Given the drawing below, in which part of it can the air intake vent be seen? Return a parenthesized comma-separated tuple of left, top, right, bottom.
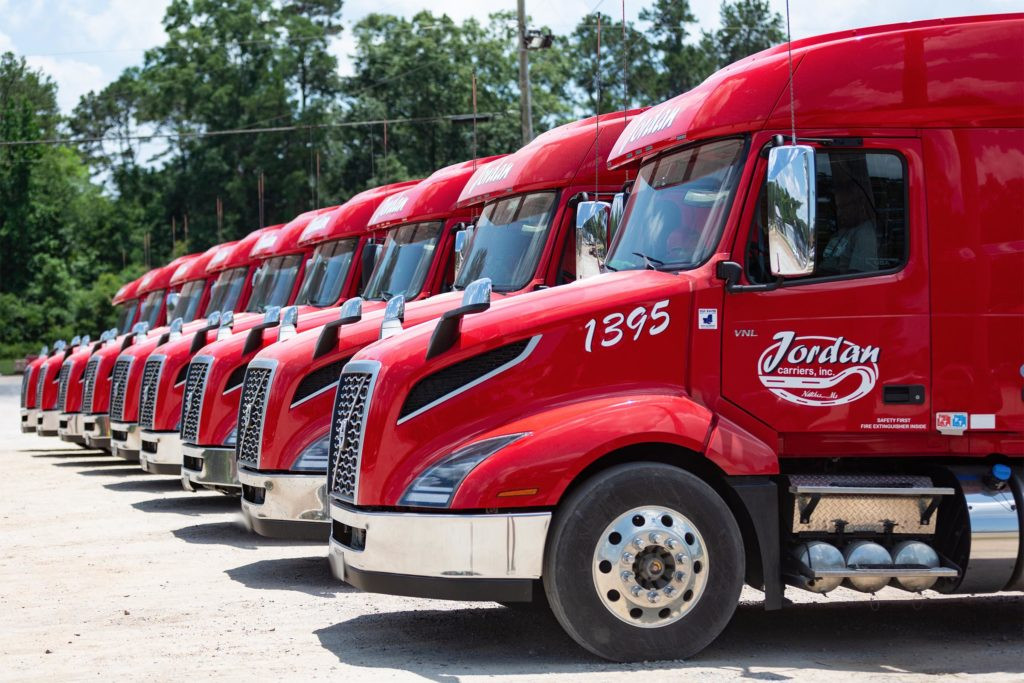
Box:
(81, 357, 100, 413)
(138, 357, 164, 429)
(399, 339, 531, 419)
(235, 364, 274, 467)
(328, 369, 375, 501)
(56, 362, 72, 412)
(109, 358, 132, 421)
(292, 358, 350, 407)
(224, 364, 247, 393)
(179, 359, 211, 444)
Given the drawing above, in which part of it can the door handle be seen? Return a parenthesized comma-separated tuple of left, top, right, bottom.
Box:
(883, 384, 926, 405)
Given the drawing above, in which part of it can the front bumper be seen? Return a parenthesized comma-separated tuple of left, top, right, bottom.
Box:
(110, 421, 141, 461)
(58, 412, 86, 444)
(38, 410, 60, 437)
(239, 467, 329, 540)
(82, 414, 110, 450)
(181, 443, 239, 493)
(328, 499, 551, 602)
(139, 430, 183, 475)
(20, 408, 38, 433)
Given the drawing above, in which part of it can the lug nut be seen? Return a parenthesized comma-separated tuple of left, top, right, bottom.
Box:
(666, 538, 678, 549)
(648, 532, 663, 544)
(664, 586, 676, 597)
(675, 553, 687, 563)
(633, 537, 645, 550)
(621, 552, 634, 564)
(631, 585, 643, 597)
(647, 591, 659, 603)
(674, 571, 686, 582)
(620, 571, 632, 583)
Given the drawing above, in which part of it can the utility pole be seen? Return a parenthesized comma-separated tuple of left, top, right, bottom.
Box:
(517, 0, 533, 145)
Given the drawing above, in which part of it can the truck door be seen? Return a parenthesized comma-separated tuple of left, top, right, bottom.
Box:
(721, 138, 932, 451)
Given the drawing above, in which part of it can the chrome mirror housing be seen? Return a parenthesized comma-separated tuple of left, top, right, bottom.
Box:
(609, 192, 626, 240)
(40, 345, 49, 356)
(70, 335, 81, 347)
(453, 224, 475, 277)
(575, 200, 611, 280)
(767, 145, 817, 277)
(461, 277, 491, 308)
(168, 317, 184, 340)
(262, 305, 282, 325)
(206, 311, 222, 327)
(131, 322, 149, 338)
(380, 295, 406, 340)
(216, 311, 234, 341)
(339, 297, 363, 324)
(277, 305, 299, 342)
(165, 292, 180, 314)
(80, 335, 90, 346)
(53, 340, 67, 352)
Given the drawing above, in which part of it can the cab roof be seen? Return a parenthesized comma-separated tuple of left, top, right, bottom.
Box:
(138, 254, 194, 295)
(171, 246, 220, 286)
(458, 113, 643, 208)
(249, 212, 316, 259)
(372, 156, 506, 228)
(300, 180, 422, 246)
(609, 13, 1024, 169)
(112, 274, 145, 305)
(208, 225, 281, 272)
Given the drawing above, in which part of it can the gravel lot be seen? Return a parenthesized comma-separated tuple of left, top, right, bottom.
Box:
(1, 376, 1021, 681)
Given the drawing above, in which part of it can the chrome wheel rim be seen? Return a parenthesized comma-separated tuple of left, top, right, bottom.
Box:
(592, 505, 709, 628)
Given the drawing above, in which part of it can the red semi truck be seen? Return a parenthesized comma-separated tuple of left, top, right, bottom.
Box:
(136, 187, 414, 476)
(80, 234, 266, 452)
(237, 115, 636, 539)
(325, 15, 1024, 662)
(175, 178, 443, 491)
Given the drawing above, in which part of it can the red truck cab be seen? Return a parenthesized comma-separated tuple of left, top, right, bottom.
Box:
(176, 184, 418, 491)
(238, 116, 637, 539)
(326, 15, 1024, 662)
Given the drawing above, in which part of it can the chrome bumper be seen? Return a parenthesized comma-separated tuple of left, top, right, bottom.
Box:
(181, 443, 239, 492)
(82, 414, 110, 449)
(58, 412, 86, 444)
(38, 410, 60, 437)
(239, 467, 329, 540)
(139, 430, 183, 475)
(20, 408, 38, 433)
(328, 500, 550, 601)
(110, 421, 141, 461)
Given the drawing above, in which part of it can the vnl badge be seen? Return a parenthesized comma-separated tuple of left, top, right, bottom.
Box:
(936, 411, 968, 436)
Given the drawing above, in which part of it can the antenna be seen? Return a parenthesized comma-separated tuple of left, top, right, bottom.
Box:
(621, 0, 628, 119)
(594, 12, 601, 197)
(785, 0, 797, 145)
(471, 69, 478, 169)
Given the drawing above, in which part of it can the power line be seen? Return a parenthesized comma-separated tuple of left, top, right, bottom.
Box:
(0, 111, 510, 148)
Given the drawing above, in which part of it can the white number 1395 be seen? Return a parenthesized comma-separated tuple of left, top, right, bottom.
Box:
(583, 300, 670, 352)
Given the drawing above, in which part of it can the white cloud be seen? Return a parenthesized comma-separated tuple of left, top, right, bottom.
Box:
(63, 0, 167, 50)
(25, 55, 106, 113)
(0, 28, 15, 53)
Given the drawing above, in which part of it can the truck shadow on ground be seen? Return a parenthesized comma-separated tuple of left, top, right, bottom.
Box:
(315, 595, 1023, 680)
(225, 556, 354, 597)
(133, 494, 239, 515)
(76, 465, 149, 477)
(171, 519, 316, 550)
(104, 477, 187, 493)
(28, 449, 105, 458)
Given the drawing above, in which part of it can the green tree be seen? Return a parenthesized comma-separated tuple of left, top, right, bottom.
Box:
(703, 0, 785, 70)
(569, 13, 659, 114)
(640, 0, 711, 101)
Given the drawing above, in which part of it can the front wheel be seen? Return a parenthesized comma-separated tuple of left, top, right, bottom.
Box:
(543, 462, 744, 662)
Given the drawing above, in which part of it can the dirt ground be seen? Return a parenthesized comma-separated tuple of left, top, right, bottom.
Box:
(1, 376, 1021, 681)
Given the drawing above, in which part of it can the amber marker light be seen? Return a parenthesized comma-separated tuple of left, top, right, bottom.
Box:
(496, 488, 539, 498)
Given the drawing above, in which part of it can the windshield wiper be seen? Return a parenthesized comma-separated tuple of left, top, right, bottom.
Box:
(632, 251, 665, 270)
(604, 264, 619, 272)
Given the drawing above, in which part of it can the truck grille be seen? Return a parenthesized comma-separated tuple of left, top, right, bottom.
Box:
(21, 367, 32, 408)
(109, 358, 132, 422)
(138, 357, 164, 429)
(179, 359, 211, 444)
(81, 357, 100, 412)
(56, 362, 72, 412)
(36, 365, 47, 409)
(328, 370, 375, 501)
(235, 365, 274, 467)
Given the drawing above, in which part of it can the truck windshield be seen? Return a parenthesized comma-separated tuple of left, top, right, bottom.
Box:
(116, 301, 138, 334)
(454, 192, 556, 292)
(295, 238, 358, 307)
(138, 289, 166, 328)
(174, 279, 206, 323)
(246, 254, 302, 313)
(606, 138, 745, 272)
(363, 221, 442, 301)
(204, 267, 248, 315)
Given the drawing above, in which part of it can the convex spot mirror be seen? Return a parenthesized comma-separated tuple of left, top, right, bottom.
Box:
(278, 305, 299, 342)
(575, 200, 610, 280)
(453, 223, 475, 280)
(766, 145, 817, 278)
(165, 292, 180, 314)
(380, 295, 405, 340)
(361, 242, 385, 290)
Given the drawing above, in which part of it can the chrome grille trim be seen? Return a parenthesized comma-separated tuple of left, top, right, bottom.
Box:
(235, 359, 277, 468)
(21, 366, 33, 408)
(327, 360, 379, 503)
(81, 357, 100, 412)
(109, 356, 133, 422)
(35, 364, 47, 409)
(138, 355, 165, 429)
(56, 361, 72, 412)
(179, 356, 212, 445)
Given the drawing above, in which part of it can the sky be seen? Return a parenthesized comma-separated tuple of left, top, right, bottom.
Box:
(0, 0, 1017, 114)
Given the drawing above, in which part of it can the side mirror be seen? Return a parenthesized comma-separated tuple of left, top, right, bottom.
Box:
(575, 200, 611, 280)
(453, 224, 474, 277)
(766, 145, 817, 278)
(361, 242, 384, 290)
(609, 192, 626, 240)
(131, 322, 149, 337)
(165, 292, 180, 314)
(81, 335, 90, 346)
(379, 295, 405, 340)
(54, 340, 67, 352)
(40, 345, 49, 356)
(313, 297, 363, 360)
(425, 278, 492, 359)
(70, 335, 82, 347)
(206, 311, 222, 327)
(216, 311, 234, 341)
(277, 306, 299, 342)
(168, 317, 184, 339)
(262, 305, 281, 325)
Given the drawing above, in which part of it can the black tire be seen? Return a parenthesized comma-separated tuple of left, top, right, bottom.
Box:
(543, 462, 744, 662)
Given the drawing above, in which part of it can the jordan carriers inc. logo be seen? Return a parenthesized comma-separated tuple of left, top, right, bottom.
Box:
(757, 331, 880, 407)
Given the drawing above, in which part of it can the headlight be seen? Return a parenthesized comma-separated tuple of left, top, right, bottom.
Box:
(224, 425, 237, 446)
(399, 433, 528, 508)
(292, 434, 329, 472)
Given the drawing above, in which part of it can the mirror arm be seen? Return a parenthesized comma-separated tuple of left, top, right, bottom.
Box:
(716, 260, 782, 293)
(425, 302, 489, 360)
(243, 319, 281, 355)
